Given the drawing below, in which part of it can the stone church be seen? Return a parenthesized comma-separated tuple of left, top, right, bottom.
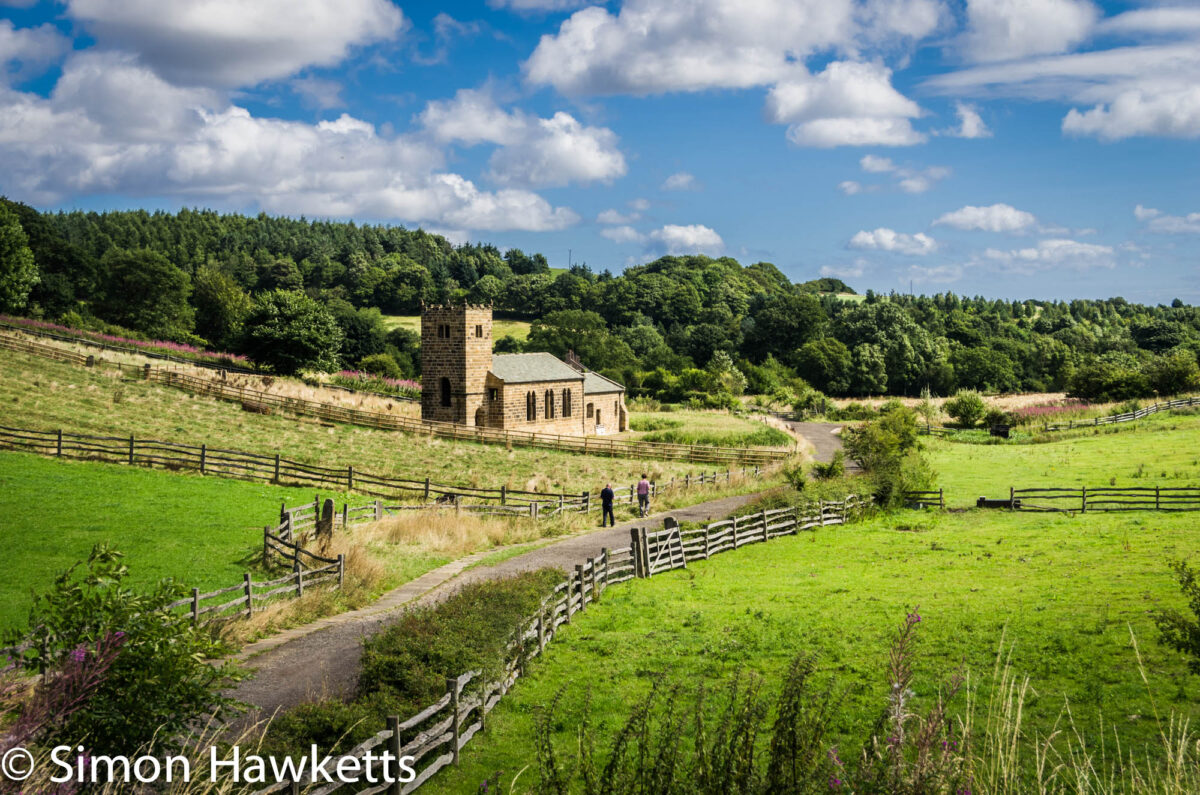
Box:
(420, 305, 627, 435)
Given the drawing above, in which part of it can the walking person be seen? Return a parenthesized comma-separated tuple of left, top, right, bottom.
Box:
(600, 482, 616, 527)
(637, 473, 651, 518)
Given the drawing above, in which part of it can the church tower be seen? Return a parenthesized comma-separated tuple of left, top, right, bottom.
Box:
(420, 305, 493, 425)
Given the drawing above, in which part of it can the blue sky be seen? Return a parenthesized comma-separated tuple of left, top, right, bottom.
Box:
(1, 0, 1198, 303)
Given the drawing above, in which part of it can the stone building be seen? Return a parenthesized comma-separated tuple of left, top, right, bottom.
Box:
(420, 305, 627, 435)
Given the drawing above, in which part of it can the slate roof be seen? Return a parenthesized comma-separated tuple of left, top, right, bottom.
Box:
(490, 353, 583, 384)
(583, 371, 624, 394)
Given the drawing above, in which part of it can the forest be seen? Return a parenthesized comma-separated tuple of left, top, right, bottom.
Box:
(1, 199, 1198, 405)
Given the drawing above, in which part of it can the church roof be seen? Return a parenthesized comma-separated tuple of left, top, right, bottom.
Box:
(490, 353, 583, 384)
(583, 371, 624, 394)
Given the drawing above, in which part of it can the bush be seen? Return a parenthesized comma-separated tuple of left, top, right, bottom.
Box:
(4, 545, 239, 754)
(792, 389, 832, 418)
(240, 290, 343, 375)
(811, 450, 845, 480)
(1153, 560, 1200, 675)
(982, 407, 1013, 428)
(842, 406, 934, 507)
(357, 352, 403, 379)
(944, 390, 986, 427)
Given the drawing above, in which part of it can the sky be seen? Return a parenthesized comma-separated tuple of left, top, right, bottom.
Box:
(0, 0, 1197, 304)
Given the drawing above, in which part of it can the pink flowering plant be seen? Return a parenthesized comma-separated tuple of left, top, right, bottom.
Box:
(329, 369, 422, 398)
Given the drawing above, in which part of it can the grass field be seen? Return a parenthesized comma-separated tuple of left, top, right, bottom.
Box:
(427, 506, 1200, 792)
(0, 450, 347, 632)
(1, 348, 715, 493)
(623, 410, 795, 448)
(928, 411, 1200, 506)
(382, 314, 532, 342)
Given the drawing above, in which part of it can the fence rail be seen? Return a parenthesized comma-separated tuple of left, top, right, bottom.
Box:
(1011, 485, 1200, 513)
(1039, 396, 1200, 432)
(252, 493, 868, 795)
(0, 423, 763, 521)
(3, 330, 788, 466)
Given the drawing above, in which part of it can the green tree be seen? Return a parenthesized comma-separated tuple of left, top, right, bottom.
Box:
(0, 202, 39, 312)
(526, 310, 635, 370)
(241, 290, 343, 374)
(192, 265, 250, 349)
(950, 346, 1019, 392)
(794, 338, 852, 394)
(98, 248, 194, 338)
(944, 390, 987, 427)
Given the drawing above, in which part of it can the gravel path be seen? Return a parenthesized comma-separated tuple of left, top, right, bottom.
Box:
(777, 420, 863, 471)
(229, 491, 762, 721)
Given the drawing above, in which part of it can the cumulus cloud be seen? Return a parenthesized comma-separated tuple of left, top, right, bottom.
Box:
(648, 224, 724, 255)
(661, 171, 697, 191)
(1098, 7, 1200, 37)
(934, 203, 1036, 232)
(860, 154, 895, 173)
(839, 180, 865, 195)
(849, 155, 949, 194)
(597, 208, 639, 225)
(290, 76, 344, 110)
(629, 198, 651, 212)
(600, 225, 643, 243)
(62, 0, 406, 87)
(1062, 86, 1200, 140)
(959, 0, 1099, 63)
(419, 89, 626, 188)
(1134, 205, 1200, 234)
(488, 0, 591, 10)
(0, 21, 71, 83)
(0, 54, 579, 233)
(849, 228, 937, 255)
(983, 238, 1115, 272)
(767, 61, 925, 147)
(946, 101, 992, 138)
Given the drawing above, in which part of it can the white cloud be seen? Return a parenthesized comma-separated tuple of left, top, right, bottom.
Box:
(600, 225, 643, 243)
(908, 263, 963, 283)
(1062, 86, 1200, 140)
(767, 61, 926, 147)
(648, 224, 724, 255)
(947, 101, 992, 138)
(597, 208, 639, 224)
(820, 262, 865, 279)
(661, 171, 697, 191)
(860, 154, 895, 172)
(849, 228, 937, 255)
(0, 55, 579, 233)
(63, 0, 406, 87)
(0, 21, 71, 82)
(420, 89, 626, 188)
(488, 0, 590, 10)
(983, 238, 1115, 272)
(1134, 205, 1200, 234)
(960, 0, 1099, 63)
(629, 197, 650, 212)
(290, 76, 343, 110)
(1098, 8, 1200, 37)
(934, 203, 1036, 232)
(839, 180, 864, 195)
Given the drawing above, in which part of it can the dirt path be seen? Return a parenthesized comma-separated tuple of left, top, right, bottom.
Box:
(229, 491, 762, 721)
(777, 420, 863, 472)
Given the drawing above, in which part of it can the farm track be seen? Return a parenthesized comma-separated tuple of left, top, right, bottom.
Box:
(229, 491, 763, 723)
(779, 420, 863, 472)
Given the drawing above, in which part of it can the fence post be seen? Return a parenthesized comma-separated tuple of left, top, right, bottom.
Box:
(1156, 485, 1161, 511)
(685, 473, 691, 489)
(640, 527, 651, 577)
(1081, 485, 1088, 514)
(338, 554, 345, 589)
(565, 571, 575, 624)
(263, 526, 271, 564)
(273, 454, 281, 483)
(56, 429, 62, 457)
(296, 567, 304, 599)
(448, 677, 461, 765)
(424, 477, 431, 500)
(583, 491, 590, 513)
(940, 489, 945, 510)
(500, 485, 507, 506)
(128, 433, 135, 465)
(761, 509, 769, 541)
(387, 716, 402, 795)
(199, 444, 206, 475)
(375, 499, 383, 521)
(600, 548, 610, 589)
(347, 465, 354, 491)
(1009, 487, 1014, 511)
(576, 564, 586, 610)
(630, 528, 642, 578)
(703, 523, 710, 559)
(537, 609, 546, 654)
(244, 573, 253, 618)
(341, 503, 348, 530)
(191, 588, 200, 625)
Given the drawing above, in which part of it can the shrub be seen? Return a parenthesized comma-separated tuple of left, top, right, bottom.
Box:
(982, 406, 1013, 428)
(357, 352, 403, 379)
(4, 545, 239, 754)
(1153, 559, 1200, 675)
(811, 450, 845, 480)
(842, 406, 934, 507)
(944, 390, 986, 427)
(792, 388, 832, 418)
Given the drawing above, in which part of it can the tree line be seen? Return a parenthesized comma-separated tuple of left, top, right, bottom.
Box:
(0, 199, 1197, 402)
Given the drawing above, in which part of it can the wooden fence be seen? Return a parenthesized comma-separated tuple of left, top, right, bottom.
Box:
(1010, 485, 1200, 513)
(1039, 396, 1200, 432)
(3, 330, 788, 466)
(0, 423, 762, 521)
(249, 494, 867, 795)
(903, 489, 945, 509)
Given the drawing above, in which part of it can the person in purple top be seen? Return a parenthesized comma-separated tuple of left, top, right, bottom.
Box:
(637, 474, 651, 518)
(600, 483, 615, 527)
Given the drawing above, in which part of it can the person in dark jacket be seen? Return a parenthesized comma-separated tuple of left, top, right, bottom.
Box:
(600, 483, 616, 527)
